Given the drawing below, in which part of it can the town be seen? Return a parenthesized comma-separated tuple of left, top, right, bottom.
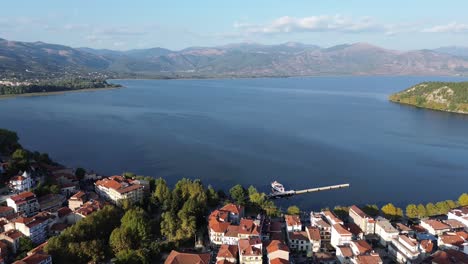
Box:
(0, 129, 467, 264)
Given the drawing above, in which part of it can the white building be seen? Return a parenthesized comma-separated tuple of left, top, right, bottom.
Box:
(306, 226, 321, 253)
(322, 210, 343, 225)
(331, 224, 352, 248)
(238, 238, 262, 264)
(374, 217, 399, 246)
(7, 191, 40, 216)
(266, 240, 289, 264)
(420, 219, 451, 236)
(447, 207, 468, 231)
(9, 171, 34, 192)
(349, 205, 375, 235)
(285, 214, 301, 232)
(95, 175, 145, 205)
(288, 231, 311, 254)
(388, 235, 420, 264)
(6, 212, 54, 244)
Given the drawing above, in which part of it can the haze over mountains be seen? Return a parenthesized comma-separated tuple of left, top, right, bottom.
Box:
(1, 37, 468, 78)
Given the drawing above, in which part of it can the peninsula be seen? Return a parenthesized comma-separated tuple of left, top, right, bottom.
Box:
(389, 81, 468, 114)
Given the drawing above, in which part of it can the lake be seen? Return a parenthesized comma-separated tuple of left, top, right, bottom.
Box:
(1, 76, 468, 209)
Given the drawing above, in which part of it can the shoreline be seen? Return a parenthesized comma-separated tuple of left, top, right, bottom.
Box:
(388, 97, 468, 116)
(0, 86, 123, 100)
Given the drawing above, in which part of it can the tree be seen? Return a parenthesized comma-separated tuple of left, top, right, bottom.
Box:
(287, 205, 300, 215)
(426, 203, 438, 216)
(229, 184, 247, 205)
(406, 204, 418, 219)
(445, 200, 458, 209)
(12, 148, 28, 161)
(459, 193, 468, 207)
(417, 204, 427, 218)
(333, 206, 349, 220)
(362, 204, 380, 217)
(152, 178, 171, 209)
(381, 203, 402, 220)
(206, 185, 220, 208)
(49, 185, 61, 194)
(115, 249, 146, 264)
(435, 201, 450, 215)
(16, 237, 34, 259)
(0, 128, 20, 154)
(75, 168, 86, 180)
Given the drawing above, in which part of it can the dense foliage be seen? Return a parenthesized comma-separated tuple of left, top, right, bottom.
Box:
(0, 128, 20, 155)
(390, 81, 468, 113)
(0, 78, 120, 96)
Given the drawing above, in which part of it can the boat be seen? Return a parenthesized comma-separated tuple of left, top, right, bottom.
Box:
(271, 181, 285, 193)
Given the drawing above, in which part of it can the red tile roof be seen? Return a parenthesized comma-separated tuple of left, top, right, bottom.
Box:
(220, 203, 243, 215)
(224, 225, 239, 237)
(351, 240, 372, 254)
(217, 244, 238, 259)
(422, 220, 450, 230)
(306, 226, 321, 241)
(337, 246, 353, 257)
(267, 240, 289, 254)
(165, 250, 211, 264)
(443, 219, 466, 229)
(0, 206, 14, 214)
(350, 205, 370, 219)
(57, 207, 72, 217)
(238, 238, 262, 256)
(13, 252, 51, 264)
(355, 254, 383, 264)
(427, 249, 468, 264)
(1, 229, 24, 240)
(439, 234, 465, 247)
(10, 192, 36, 203)
(345, 222, 363, 236)
(420, 239, 434, 253)
(75, 200, 104, 217)
(333, 224, 352, 236)
(95, 176, 143, 194)
(238, 218, 260, 235)
(288, 231, 308, 241)
(70, 191, 86, 200)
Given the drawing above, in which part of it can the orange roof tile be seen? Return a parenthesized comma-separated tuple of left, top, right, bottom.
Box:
(165, 250, 211, 264)
(306, 226, 321, 241)
(217, 244, 238, 259)
(267, 240, 289, 254)
(285, 215, 301, 227)
(220, 203, 243, 215)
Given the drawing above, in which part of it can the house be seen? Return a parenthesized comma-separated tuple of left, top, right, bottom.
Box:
(238, 218, 260, 239)
(420, 219, 451, 236)
(374, 217, 399, 246)
(73, 199, 105, 222)
(336, 245, 353, 264)
(322, 210, 344, 225)
(395, 223, 412, 234)
(388, 235, 420, 264)
(95, 175, 145, 205)
(447, 207, 468, 230)
(208, 210, 231, 245)
(164, 250, 211, 264)
(285, 215, 301, 232)
(266, 240, 289, 264)
(9, 171, 34, 193)
(306, 226, 321, 253)
(287, 231, 310, 254)
(60, 184, 77, 197)
(344, 222, 364, 240)
(68, 191, 87, 210)
(238, 238, 262, 264)
(13, 242, 52, 264)
(311, 212, 332, 252)
(355, 254, 383, 264)
(6, 192, 40, 217)
(437, 232, 466, 251)
(38, 193, 66, 212)
(0, 229, 24, 254)
(217, 244, 238, 263)
(349, 205, 375, 235)
(220, 203, 244, 224)
(0, 207, 14, 218)
(222, 225, 240, 245)
(7, 212, 54, 244)
(331, 224, 352, 248)
(422, 249, 468, 264)
(443, 219, 466, 232)
(350, 240, 373, 256)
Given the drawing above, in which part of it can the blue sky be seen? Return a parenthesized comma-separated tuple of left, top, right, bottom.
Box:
(2, 0, 468, 50)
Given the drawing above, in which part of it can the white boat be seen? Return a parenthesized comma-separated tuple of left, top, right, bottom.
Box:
(271, 181, 285, 193)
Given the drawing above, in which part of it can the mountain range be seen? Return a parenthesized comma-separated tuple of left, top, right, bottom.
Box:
(1, 37, 468, 78)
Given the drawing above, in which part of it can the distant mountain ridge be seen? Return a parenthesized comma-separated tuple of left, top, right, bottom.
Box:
(1, 38, 468, 78)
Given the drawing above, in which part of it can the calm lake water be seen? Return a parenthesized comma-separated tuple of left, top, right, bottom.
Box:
(1, 76, 468, 209)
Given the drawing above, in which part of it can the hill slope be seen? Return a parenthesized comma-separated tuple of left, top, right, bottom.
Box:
(2, 38, 468, 77)
(389, 82, 468, 114)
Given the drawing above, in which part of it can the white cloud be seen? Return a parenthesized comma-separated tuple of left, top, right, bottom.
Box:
(236, 15, 387, 35)
(422, 22, 468, 33)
